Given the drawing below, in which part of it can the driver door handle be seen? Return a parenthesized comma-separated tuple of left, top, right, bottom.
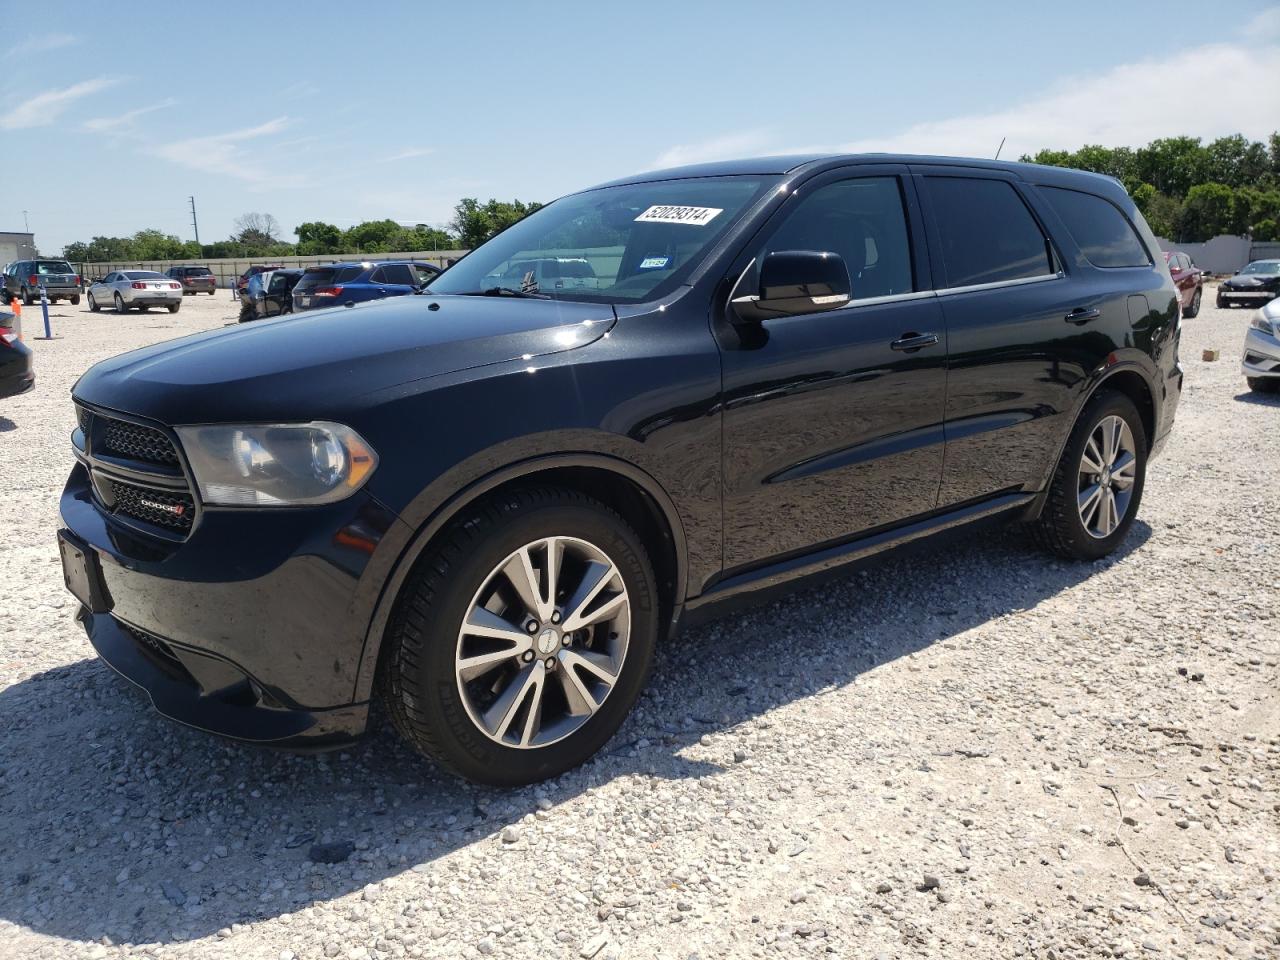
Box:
(1065, 307, 1101, 325)
(890, 332, 940, 352)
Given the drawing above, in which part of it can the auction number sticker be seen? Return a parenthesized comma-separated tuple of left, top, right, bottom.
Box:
(634, 205, 723, 226)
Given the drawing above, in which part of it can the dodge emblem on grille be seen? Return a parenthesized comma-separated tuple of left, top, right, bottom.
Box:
(138, 498, 186, 516)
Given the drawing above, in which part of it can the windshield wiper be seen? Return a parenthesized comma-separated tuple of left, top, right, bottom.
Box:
(462, 286, 552, 299)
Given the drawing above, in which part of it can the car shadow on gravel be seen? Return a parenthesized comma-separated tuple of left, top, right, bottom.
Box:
(1233, 389, 1280, 406)
(0, 417, 15, 433)
(0, 519, 1151, 947)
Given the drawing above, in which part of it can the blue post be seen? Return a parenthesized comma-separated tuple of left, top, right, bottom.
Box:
(39, 282, 51, 339)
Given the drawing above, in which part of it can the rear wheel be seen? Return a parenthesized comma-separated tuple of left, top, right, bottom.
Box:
(1247, 376, 1279, 393)
(1033, 390, 1147, 561)
(113, 293, 127, 312)
(87, 293, 100, 312)
(167, 303, 180, 314)
(21, 287, 33, 306)
(70, 294, 80, 305)
(380, 487, 657, 786)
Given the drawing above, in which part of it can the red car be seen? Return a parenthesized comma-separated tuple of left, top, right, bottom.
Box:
(1163, 251, 1203, 317)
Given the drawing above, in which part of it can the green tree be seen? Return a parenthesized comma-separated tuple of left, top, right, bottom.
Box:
(1253, 219, 1279, 241)
(449, 198, 542, 249)
(295, 221, 344, 255)
(1180, 183, 1236, 241)
(1133, 136, 1212, 198)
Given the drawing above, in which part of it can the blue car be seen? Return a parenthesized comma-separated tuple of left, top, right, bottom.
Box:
(292, 260, 441, 312)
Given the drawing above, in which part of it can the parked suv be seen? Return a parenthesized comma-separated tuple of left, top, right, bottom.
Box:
(291, 260, 440, 311)
(3, 258, 82, 305)
(165, 265, 218, 295)
(58, 155, 1182, 786)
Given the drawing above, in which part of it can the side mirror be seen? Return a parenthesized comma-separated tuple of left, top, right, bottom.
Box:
(732, 250, 851, 323)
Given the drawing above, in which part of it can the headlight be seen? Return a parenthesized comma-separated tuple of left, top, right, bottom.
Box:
(174, 422, 378, 506)
(1250, 311, 1276, 335)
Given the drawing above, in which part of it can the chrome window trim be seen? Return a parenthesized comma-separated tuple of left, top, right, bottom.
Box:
(935, 271, 1065, 298)
(841, 289, 937, 310)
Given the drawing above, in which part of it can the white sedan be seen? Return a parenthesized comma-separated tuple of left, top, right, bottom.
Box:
(87, 271, 183, 313)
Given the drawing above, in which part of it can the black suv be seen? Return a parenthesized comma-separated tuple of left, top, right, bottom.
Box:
(58, 155, 1182, 786)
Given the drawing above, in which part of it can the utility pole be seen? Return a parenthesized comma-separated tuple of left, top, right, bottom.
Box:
(22, 210, 30, 233)
(189, 196, 201, 247)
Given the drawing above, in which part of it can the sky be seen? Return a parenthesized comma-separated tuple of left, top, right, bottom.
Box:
(4, 0, 1279, 255)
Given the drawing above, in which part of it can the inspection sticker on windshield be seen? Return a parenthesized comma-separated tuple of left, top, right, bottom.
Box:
(634, 205, 723, 226)
(638, 256, 671, 270)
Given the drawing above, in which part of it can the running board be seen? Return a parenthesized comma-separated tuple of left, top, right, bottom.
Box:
(685, 492, 1034, 613)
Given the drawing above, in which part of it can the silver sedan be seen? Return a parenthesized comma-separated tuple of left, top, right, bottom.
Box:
(87, 270, 183, 313)
(1243, 296, 1280, 393)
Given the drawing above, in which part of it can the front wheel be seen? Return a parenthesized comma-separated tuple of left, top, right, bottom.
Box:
(1033, 390, 1147, 561)
(1247, 376, 1279, 393)
(1184, 287, 1201, 318)
(380, 487, 658, 786)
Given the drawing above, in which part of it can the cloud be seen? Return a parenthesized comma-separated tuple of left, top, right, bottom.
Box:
(824, 42, 1280, 160)
(153, 117, 294, 184)
(84, 99, 177, 133)
(8, 32, 78, 55)
(652, 130, 773, 169)
(380, 147, 435, 163)
(0, 76, 120, 129)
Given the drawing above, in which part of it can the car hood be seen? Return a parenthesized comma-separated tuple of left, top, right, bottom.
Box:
(1225, 273, 1280, 286)
(73, 294, 615, 424)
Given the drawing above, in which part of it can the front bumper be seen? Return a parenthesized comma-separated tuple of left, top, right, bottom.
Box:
(1218, 288, 1279, 306)
(59, 459, 405, 749)
(1242, 326, 1280, 380)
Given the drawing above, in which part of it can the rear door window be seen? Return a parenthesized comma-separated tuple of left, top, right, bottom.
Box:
(922, 177, 1055, 288)
(382, 264, 415, 285)
(1039, 186, 1150, 268)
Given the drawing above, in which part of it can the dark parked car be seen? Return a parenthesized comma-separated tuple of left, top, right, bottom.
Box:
(166, 265, 219, 295)
(291, 260, 440, 311)
(0, 308, 34, 398)
(238, 269, 304, 322)
(58, 154, 1182, 786)
(236, 264, 283, 295)
(1217, 259, 1280, 308)
(3, 258, 82, 305)
(1162, 251, 1202, 317)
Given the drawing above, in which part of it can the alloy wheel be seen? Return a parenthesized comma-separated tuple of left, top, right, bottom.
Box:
(114, 293, 125, 312)
(1077, 414, 1137, 539)
(455, 536, 630, 749)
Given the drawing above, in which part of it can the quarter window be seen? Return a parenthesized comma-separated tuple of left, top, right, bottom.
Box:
(760, 176, 915, 300)
(381, 264, 415, 285)
(922, 177, 1055, 288)
(1039, 186, 1150, 268)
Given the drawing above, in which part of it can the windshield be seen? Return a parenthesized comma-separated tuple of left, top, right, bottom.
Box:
(1240, 261, 1280, 275)
(428, 175, 778, 303)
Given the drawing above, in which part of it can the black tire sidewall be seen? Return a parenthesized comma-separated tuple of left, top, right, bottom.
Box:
(1056, 392, 1148, 559)
(393, 496, 658, 786)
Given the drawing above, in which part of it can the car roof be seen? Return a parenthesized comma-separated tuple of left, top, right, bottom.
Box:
(586, 152, 1127, 196)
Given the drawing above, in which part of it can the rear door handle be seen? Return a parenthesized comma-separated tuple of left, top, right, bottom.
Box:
(1065, 307, 1101, 325)
(890, 332, 940, 352)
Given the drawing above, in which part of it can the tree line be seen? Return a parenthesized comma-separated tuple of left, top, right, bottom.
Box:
(1022, 132, 1280, 241)
(61, 198, 543, 263)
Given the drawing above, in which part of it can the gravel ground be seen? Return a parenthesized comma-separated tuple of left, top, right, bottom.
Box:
(0, 289, 1276, 960)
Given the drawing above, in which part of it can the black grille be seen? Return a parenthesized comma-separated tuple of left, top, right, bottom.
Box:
(107, 479, 194, 533)
(76, 405, 91, 434)
(101, 418, 180, 467)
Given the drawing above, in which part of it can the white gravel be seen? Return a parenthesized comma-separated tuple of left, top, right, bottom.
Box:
(0, 289, 1277, 960)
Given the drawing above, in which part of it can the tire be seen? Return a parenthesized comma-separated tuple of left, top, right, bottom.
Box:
(380, 487, 658, 786)
(70, 294, 80, 305)
(167, 303, 180, 314)
(21, 287, 33, 306)
(1032, 390, 1147, 561)
(1247, 376, 1279, 393)
(87, 293, 100, 312)
(113, 293, 127, 313)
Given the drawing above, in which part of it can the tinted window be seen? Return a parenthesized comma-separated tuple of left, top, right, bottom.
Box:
(123, 271, 165, 280)
(923, 177, 1054, 287)
(369, 267, 387, 283)
(381, 264, 415, 285)
(295, 268, 339, 292)
(36, 260, 75, 274)
(334, 266, 362, 283)
(1039, 186, 1150, 268)
(760, 176, 915, 299)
